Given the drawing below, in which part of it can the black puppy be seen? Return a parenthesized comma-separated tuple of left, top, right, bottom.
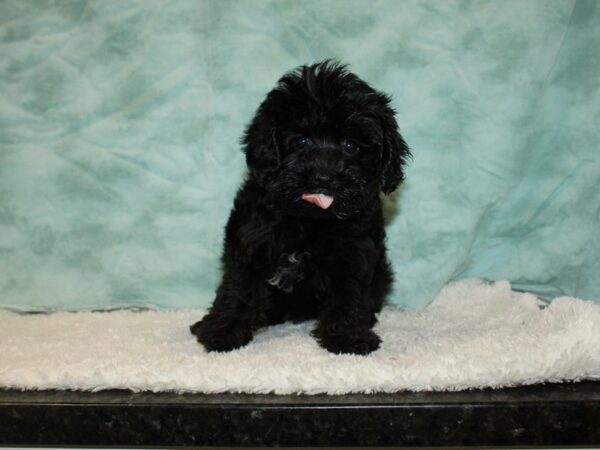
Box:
(191, 61, 410, 355)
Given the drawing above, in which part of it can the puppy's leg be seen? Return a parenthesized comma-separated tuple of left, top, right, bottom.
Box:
(190, 266, 268, 352)
(311, 242, 386, 355)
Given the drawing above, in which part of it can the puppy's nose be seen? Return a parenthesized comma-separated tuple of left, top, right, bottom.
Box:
(313, 172, 332, 183)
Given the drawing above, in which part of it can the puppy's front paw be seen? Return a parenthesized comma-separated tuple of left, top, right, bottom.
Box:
(312, 325, 381, 355)
(190, 319, 253, 352)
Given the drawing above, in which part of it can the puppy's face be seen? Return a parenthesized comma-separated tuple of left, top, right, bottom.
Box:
(243, 61, 410, 219)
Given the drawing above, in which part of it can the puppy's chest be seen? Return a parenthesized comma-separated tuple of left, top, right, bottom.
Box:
(266, 251, 311, 293)
(266, 224, 344, 293)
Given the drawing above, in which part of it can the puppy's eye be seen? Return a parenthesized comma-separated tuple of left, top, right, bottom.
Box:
(296, 136, 310, 148)
(342, 139, 359, 154)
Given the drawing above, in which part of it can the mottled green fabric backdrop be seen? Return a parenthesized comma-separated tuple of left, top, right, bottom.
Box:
(1, 0, 598, 310)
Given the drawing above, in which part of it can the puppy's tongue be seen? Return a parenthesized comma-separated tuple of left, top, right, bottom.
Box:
(301, 193, 334, 210)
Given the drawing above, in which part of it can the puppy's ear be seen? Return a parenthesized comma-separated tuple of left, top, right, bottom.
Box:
(379, 106, 410, 195)
(242, 109, 280, 185)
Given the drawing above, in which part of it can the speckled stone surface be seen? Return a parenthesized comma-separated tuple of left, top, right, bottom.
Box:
(0, 381, 598, 447)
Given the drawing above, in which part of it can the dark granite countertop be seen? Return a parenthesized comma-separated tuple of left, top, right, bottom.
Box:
(1, 381, 599, 447)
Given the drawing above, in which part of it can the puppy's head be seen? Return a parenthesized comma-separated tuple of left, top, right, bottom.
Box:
(242, 60, 410, 219)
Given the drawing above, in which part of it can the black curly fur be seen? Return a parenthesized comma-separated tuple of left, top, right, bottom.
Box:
(190, 60, 410, 355)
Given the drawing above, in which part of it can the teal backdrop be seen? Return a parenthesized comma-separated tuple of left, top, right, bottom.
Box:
(0, 0, 599, 311)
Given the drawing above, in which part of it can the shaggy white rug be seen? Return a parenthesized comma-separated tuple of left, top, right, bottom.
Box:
(1, 279, 599, 394)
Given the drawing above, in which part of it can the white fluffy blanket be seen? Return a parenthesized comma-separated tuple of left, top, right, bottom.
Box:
(1, 279, 599, 394)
